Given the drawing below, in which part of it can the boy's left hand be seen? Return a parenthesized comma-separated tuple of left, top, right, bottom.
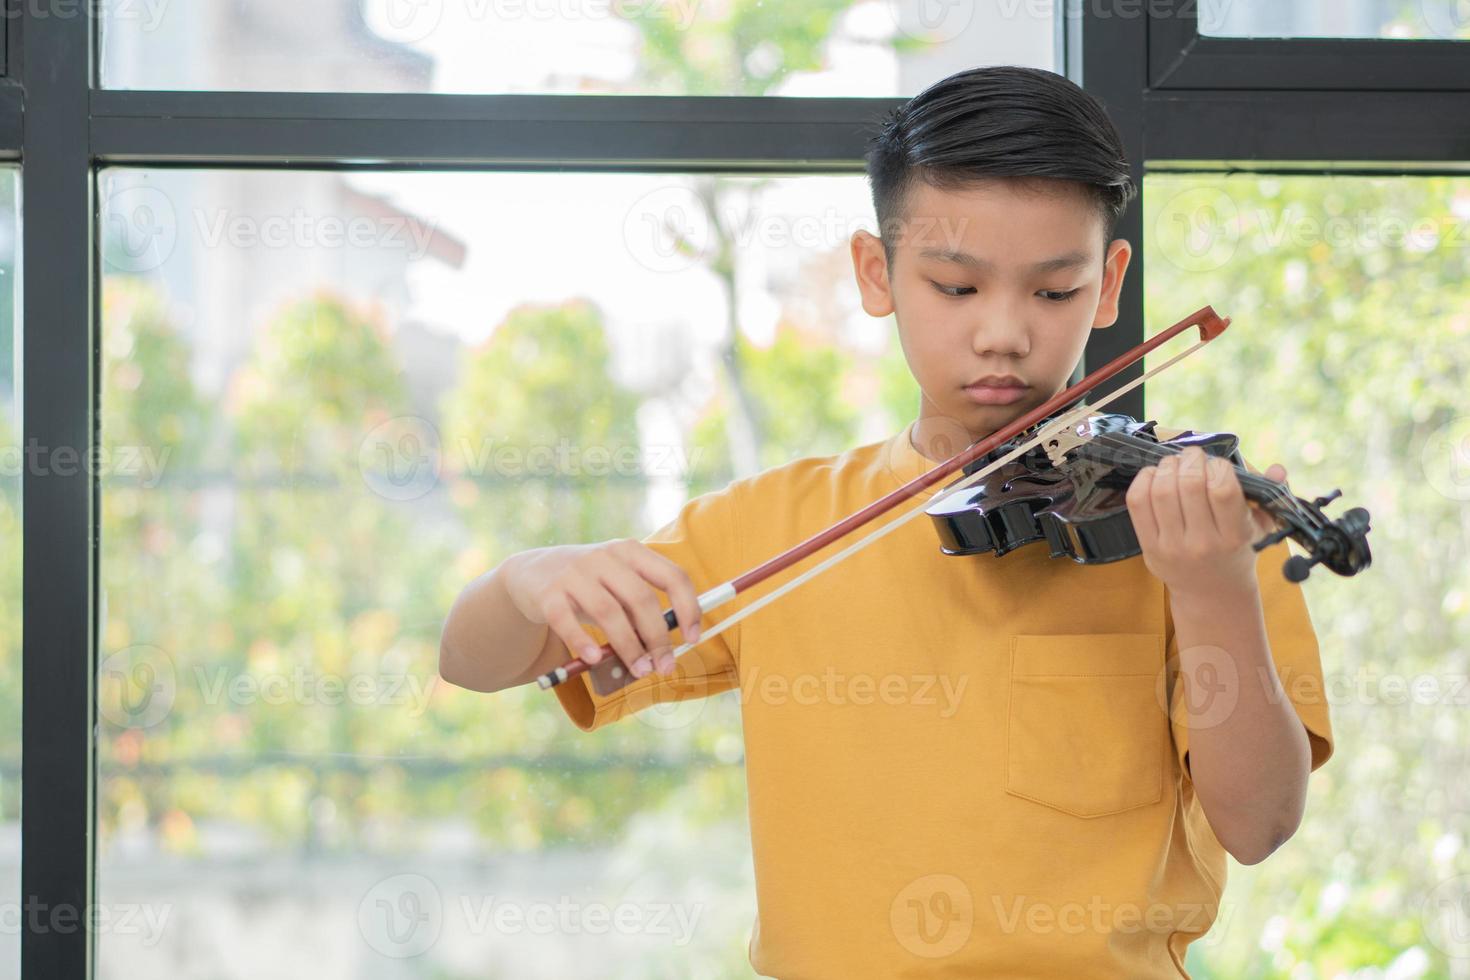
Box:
(1125, 445, 1286, 599)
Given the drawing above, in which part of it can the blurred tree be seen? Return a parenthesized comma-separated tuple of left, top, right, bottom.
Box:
(1145, 174, 1470, 977)
(616, 0, 877, 478)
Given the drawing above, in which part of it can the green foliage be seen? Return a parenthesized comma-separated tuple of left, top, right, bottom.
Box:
(1146, 174, 1470, 977)
(623, 0, 858, 96)
(439, 299, 644, 553)
(688, 325, 861, 491)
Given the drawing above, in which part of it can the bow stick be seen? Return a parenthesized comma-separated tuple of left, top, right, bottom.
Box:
(537, 304, 1230, 691)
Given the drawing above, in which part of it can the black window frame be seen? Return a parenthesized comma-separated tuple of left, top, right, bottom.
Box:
(10, 1, 1469, 977)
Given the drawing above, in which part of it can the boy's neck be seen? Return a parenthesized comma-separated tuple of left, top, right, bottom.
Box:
(909, 415, 986, 465)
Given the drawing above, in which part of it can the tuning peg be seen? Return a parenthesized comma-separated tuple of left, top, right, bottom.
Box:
(1283, 553, 1321, 582)
(1252, 527, 1293, 552)
(1311, 489, 1342, 509)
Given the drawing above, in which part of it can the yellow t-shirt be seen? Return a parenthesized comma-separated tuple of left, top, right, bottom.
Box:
(554, 419, 1334, 979)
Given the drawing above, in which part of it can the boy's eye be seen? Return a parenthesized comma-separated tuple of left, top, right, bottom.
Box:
(1039, 288, 1082, 303)
(930, 281, 975, 297)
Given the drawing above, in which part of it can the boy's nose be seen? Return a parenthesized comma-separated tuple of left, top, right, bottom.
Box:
(969, 314, 1030, 358)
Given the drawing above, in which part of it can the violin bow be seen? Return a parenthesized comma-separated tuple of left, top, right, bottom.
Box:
(537, 305, 1230, 692)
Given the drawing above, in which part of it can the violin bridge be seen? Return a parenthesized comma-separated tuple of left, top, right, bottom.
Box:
(1038, 415, 1094, 468)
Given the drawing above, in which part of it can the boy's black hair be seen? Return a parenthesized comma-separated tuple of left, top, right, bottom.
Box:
(865, 65, 1137, 269)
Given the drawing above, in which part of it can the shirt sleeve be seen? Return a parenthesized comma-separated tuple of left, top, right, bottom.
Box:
(1167, 537, 1335, 780)
(552, 479, 746, 733)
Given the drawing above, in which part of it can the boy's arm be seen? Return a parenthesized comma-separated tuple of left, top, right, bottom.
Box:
(1126, 445, 1324, 865)
(438, 551, 569, 693)
(1166, 582, 1313, 865)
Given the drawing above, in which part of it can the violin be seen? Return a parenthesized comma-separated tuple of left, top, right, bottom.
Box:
(925, 411, 1372, 582)
(537, 305, 1370, 694)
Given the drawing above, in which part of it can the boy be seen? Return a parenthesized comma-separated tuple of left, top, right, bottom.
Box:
(439, 65, 1333, 978)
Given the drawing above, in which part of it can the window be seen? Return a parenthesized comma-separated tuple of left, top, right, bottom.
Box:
(95, 167, 915, 975)
(100, 1, 1056, 95)
(0, 166, 19, 980)
(1145, 171, 1470, 975)
(1200, 0, 1470, 40)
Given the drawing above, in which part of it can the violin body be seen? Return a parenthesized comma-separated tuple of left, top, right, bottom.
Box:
(928, 414, 1236, 563)
(927, 413, 1371, 581)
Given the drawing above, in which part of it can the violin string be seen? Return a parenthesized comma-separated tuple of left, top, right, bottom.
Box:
(656, 336, 1211, 662)
(1089, 433, 1326, 532)
(1092, 433, 1322, 531)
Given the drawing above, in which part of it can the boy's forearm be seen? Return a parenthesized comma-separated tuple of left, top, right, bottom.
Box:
(1170, 585, 1312, 865)
(439, 550, 559, 693)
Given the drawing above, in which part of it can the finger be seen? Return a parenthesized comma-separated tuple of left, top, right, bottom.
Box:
(1125, 465, 1160, 550)
(1245, 460, 1288, 537)
(542, 593, 608, 665)
(596, 554, 676, 670)
(566, 575, 652, 677)
(1150, 452, 1186, 544)
(1204, 454, 1251, 545)
(621, 543, 702, 646)
(1176, 447, 1221, 537)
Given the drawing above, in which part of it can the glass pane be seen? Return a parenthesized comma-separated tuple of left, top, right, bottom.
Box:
(1145, 173, 1470, 975)
(1201, 0, 1470, 39)
(0, 167, 18, 980)
(95, 168, 913, 976)
(100, 0, 1053, 94)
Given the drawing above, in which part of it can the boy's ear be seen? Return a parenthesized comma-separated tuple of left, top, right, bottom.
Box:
(1092, 238, 1133, 329)
(851, 230, 895, 318)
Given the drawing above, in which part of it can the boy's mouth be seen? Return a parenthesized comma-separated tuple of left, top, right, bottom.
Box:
(962, 374, 1029, 406)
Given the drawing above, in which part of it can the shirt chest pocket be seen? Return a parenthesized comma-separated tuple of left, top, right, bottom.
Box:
(1005, 633, 1167, 818)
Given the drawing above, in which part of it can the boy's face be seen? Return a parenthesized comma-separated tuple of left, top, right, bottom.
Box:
(851, 178, 1132, 453)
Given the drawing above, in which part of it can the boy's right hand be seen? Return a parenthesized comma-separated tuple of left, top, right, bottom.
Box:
(505, 540, 703, 679)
